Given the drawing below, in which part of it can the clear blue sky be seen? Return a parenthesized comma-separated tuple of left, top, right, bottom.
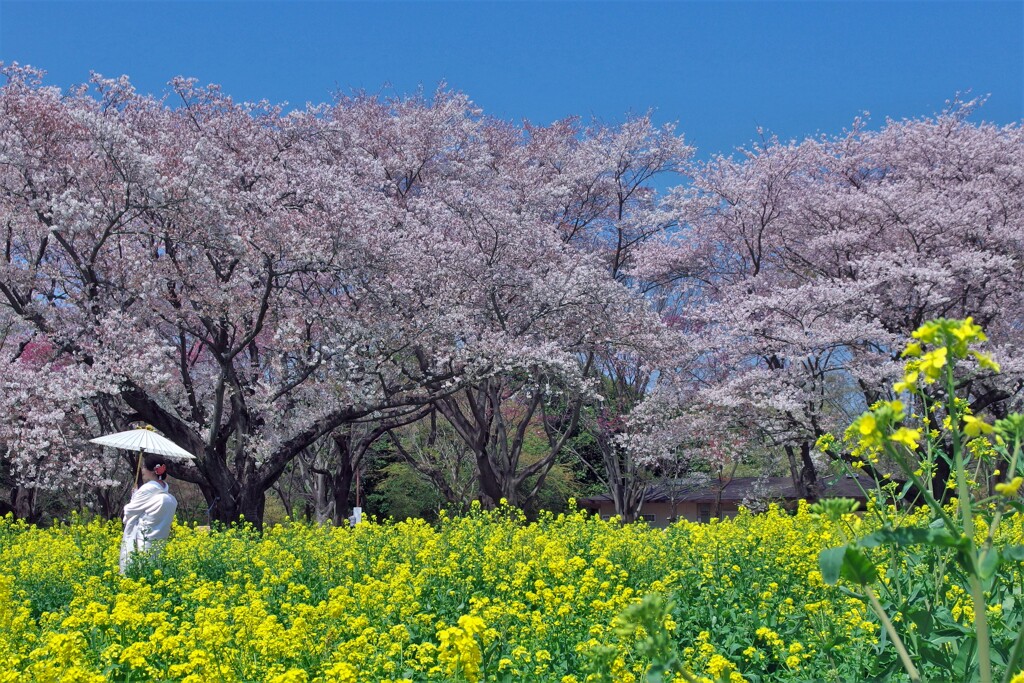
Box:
(0, 1, 1021, 158)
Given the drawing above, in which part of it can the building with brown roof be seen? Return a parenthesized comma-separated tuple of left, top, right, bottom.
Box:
(579, 474, 875, 527)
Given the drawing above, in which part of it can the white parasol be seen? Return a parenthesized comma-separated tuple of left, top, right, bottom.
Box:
(90, 428, 195, 459)
(90, 427, 195, 485)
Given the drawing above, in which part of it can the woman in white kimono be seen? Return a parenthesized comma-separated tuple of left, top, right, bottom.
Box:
(119, 453, 178, 573)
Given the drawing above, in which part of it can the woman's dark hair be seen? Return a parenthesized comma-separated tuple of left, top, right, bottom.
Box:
(143, 453, 170, 481)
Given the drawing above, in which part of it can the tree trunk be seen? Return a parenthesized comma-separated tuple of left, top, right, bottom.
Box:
(196, 449, 265, 526)
(785, 441, 820, 501)
(11, 486, 36, 522)
(798, 441, 820, 502)
(436, 369, 590, 512)
(386, 423, 475, 510)
(610, 477, 646, 523)
(606, 445, 646, 522)
(475, 452, 506, 508)
(95, 487, 119, 520)
(203, 478, 267, 528)
(122, 380, 403, 528)
(241, 490, 266, 527)
(712, 461, 740, 519)
(313, 471, 332, 524)
(329, 446, 355, 526)
(785, 444, 801, 493)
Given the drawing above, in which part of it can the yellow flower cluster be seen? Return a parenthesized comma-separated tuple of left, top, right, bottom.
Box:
(436, 615, 486, 681)
(896, 317, 999, 396)
(1, 503, 1023, 682)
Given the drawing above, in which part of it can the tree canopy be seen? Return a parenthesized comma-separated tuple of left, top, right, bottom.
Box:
(1, 66, 1021, 523)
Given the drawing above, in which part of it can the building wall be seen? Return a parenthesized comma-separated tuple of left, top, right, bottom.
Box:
(589, 501, 741, 528)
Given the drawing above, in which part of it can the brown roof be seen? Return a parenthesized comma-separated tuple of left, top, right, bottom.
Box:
(579, 474, 875, 506)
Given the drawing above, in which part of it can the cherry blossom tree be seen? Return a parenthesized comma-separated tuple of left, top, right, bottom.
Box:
(0, 69, 471, 522)
(387, 408, 481, 512)
(418, 115, 688, 508)
(0, 66, 680, 521)
(634, 102, 1024, 496)
(489, 115, 692, 515)
(0, 66, 178, 518)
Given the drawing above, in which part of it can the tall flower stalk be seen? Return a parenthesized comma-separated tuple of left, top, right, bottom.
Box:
(818, 318, 1024, 683)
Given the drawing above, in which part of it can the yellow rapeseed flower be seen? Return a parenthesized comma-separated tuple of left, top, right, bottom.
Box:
(995, 477, 1023, 497)
(858, 413, 877, 437)
(919, 347, 948, 382)
(952, 317, 985, 342)
(901, 342, 923, 358)
(963, 414, 994, 438)
(911, 321, 942, 344)
(890, 427, 922, 450)
(893, 370, 919, 394)
(971, 350, 1001, 373)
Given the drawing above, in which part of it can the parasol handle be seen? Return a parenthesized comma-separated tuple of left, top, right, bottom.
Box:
(134, 449, 146, 490)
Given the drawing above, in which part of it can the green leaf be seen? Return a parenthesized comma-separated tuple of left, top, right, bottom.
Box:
(837, 585, 863, 599)
(819, 545, 847, 585)
(922, 528, 969, 548)
(840, 546, 878, 585)
(1003, 594, 1017, 619)
(861, 526, 967, 549)
(863, 662, 902, 682)
(978, 548, 1001, 580)
(956, 549, 977, 574)
(1003, 545, 1024, 562)
(918, 642, 951, 669)
(952, 638, 978, 681)
(930, 634, 965, 646)
(907, 609, 933, 634)
(859, 530, 887, 548)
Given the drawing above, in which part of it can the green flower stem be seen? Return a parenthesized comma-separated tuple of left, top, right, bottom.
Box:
(834, 521, 920, 683)
(988, 439, 1022, 683)
(988, 439, 1021, 542)
(883, 441, 957, 530)
(865, 585, 922, 683)
(968, 574, 993, 683)
(945, 357, 992, 683)
(676, 669, 701, 683)
(1001, 622, 1024, 683)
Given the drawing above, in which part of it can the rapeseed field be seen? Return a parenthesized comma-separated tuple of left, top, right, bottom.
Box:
(3, 501, 1022, 682)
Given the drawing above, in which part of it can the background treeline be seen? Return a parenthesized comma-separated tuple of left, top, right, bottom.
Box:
(1, 64, 1021, 525)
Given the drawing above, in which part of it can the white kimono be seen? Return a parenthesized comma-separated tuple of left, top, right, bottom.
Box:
(120, 480, 178, 573)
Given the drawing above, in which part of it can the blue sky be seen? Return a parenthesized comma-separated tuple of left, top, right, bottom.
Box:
(0, 1, 1021, 159)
